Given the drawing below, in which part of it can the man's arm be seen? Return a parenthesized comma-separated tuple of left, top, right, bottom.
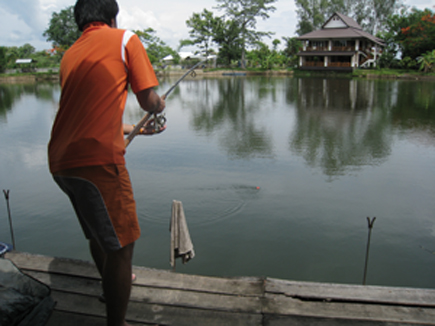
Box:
(136, 88, 165, 114)
(123, 88, 166, 134)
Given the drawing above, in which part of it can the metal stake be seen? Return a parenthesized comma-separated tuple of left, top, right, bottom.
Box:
(363, 217, 376, 285)
(3, 190, 16, 250)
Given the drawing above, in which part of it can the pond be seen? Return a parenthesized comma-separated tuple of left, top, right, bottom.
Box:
(0, 75, 434, 289)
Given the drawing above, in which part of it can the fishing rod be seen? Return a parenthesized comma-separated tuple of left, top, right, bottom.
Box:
(125, 57, 209, 148)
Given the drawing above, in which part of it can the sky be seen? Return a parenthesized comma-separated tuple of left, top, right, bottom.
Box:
(0, 0, 434, 52)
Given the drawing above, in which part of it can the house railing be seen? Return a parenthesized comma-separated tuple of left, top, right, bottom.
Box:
(304, 62, 325, 67)
(331, 46, 355, 52)
(328, 62, 351, 67)
(306, 46, 329, 52)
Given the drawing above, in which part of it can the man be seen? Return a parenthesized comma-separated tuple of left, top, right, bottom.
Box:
(48, 1, 165, 325)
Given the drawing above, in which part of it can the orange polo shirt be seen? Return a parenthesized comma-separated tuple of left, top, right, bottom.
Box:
(48, 23, 158, 173)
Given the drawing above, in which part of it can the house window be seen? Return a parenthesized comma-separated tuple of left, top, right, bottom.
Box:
(309, 41, 325, 50)
(333, 40, 347, 47)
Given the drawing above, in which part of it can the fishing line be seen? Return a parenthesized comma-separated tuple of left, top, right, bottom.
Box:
(125, 58, 209, 148)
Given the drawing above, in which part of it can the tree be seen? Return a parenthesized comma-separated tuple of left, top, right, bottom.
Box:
(0, 47, 7, 73)
(295, 0, 402, 35)
(417, 50, 435, 73)
(295, 0, 347, 35)
(216, 0, 277, 68)
(134, 28, 176, 64)
(396, 8, 435, 59)
(282, 37, 302, 67)
(18, 44, 36, 58)
(186, 9, 219, 56)
(351, 0, 403, 35)
(43, 6, 81, 49)
(213, 17, 243, 66)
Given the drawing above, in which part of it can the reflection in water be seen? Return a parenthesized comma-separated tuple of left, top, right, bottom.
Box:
(1, 77, 435, 288)
(288, 78, 396, 179)
(0, 83, 60, 123)
(179, 77, 274, 159)
(163, 76, 435, 179)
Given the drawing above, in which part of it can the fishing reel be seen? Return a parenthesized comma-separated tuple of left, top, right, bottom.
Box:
(141, 113, 167, 135)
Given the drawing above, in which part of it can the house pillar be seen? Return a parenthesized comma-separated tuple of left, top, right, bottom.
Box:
(328, 40, 332, 51)
(373, 45, 377, 67)
(324, 56, 328, 67)
(356, 40, 359, 51)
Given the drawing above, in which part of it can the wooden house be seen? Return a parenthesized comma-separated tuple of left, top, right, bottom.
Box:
(297, 13, 385, 71)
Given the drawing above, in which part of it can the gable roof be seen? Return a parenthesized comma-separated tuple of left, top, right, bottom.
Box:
(324, 12, 363, 30)
(298, 12, 384, 46)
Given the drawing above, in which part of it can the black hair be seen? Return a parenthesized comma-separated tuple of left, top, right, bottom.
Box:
(74, 0, 119, 31)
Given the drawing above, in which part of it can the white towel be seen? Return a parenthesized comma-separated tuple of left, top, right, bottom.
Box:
(170, 200, 195, 267)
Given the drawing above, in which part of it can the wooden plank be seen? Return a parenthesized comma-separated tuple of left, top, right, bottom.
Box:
(263, 314, 426, 326)
(266, 278, 435, 307)
(133, 265, 264, 296)
(5, 252, 100, 278)
(46, 311, 107, 326)
(52, 291, 263, 326)
(6, 251, 264, 296)
(263, 293, 435, 325)
(25, 270, 102, 296)
(47, 311, 146, 326)
(26, 270, 262, 314)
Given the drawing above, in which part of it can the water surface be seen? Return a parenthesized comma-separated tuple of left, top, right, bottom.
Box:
(0, 76, 434, 288)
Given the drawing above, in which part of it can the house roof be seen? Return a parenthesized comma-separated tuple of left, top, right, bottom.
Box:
(162, 52, 217, 62)
(298, 12, 385, 47)
(324, 12, 363, 30)
(15, 59, 36, 64)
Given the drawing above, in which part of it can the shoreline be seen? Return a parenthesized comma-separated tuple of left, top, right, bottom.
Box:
(1, 69, 435, 83)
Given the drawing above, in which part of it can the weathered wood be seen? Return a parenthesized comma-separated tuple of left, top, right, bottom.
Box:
(26, 270, 263, 314)
(52, 291, 263, 326)
(266, 278, 435, 307)
(4, 252, 435, 326)
(46, 311, 107, 326)
(263, 293, 435, 324)
(263, 314, 426, 326)
(6, 251, 263, 296)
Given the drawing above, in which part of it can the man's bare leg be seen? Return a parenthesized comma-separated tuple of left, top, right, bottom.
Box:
(89, 239, 134, 326)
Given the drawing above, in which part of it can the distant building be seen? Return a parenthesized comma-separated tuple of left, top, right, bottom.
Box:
(161, 52, 217, 69)
(15, 58, 37, 72)
(297, 13, 385, 71)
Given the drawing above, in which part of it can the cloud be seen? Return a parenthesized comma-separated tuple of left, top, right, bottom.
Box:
(0, 0, 433, 51)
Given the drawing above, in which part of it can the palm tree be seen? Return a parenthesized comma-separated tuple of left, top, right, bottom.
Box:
(417, 50, 435, 73)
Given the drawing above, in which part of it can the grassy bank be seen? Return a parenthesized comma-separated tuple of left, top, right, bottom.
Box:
(1, 68, 435, 82)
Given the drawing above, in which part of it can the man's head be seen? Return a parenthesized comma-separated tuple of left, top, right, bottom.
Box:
(74, 0, 119, 31)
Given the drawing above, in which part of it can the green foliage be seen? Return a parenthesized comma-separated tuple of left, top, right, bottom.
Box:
(395, 8, 435, 60)
(282, 37, 302, 67)
(399, 56, 418, 70)
(134, 28, 176, 64)
(0, 47, 7, 73)
(216, 0, 277, 68)
(295, 0, 336, 35)
(417, 50, 435, 73)
(246, 41, 286, 70)
(295, 0, 402, 35)
(352, 0, 402, 35)
(186, 9, 218, 56)
(43, 6, 81, 49)
(213, 18, 243, 66)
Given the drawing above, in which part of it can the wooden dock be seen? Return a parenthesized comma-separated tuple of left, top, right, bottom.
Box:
(4, 251, 435, 325)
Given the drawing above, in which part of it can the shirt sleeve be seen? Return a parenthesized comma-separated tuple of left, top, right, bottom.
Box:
(124, 32, 159, 94)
